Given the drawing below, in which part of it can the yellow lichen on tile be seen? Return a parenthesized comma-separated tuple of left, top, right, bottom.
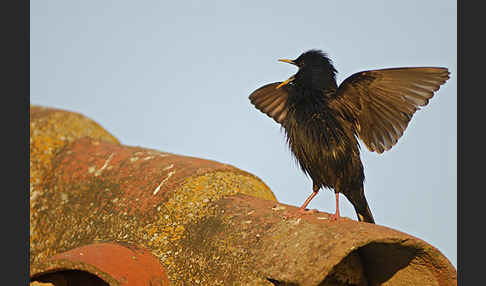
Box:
(138, 171, 276, 285)
(30, 105, 120, 255)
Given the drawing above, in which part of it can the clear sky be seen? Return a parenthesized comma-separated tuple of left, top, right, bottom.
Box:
(30, 1, 457, 267)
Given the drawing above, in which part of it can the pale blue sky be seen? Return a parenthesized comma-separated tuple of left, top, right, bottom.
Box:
(31, 0, 457, 266)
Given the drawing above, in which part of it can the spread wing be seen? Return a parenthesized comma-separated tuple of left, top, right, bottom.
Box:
(329, 67, 450, 153)
(249, 82, 290, 124)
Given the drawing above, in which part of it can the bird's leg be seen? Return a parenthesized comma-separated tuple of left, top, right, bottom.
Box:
(328, 192, 341, 221)
(297, 184, 320, 214)
(283, 184, 320, 218)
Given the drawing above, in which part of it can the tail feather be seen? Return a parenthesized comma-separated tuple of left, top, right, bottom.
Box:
(344, 187, 375, 224)
(355, 201, 375, 224)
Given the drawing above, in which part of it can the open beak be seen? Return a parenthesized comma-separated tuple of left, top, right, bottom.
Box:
(278, 59, 296, 65)
(276, 59, 297, 89)
(276, 75, 295, 89)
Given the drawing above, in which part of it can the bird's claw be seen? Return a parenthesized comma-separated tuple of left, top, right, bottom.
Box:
(328, 213, 340, 221)
(298, 208, 318, 215)
(284, 208, 318, 219)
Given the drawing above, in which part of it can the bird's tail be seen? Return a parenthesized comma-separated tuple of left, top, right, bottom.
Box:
(355, 201, 375, 224)
(345, 187, 375, 224)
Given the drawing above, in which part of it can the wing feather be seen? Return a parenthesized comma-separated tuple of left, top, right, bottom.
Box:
(249, 82, 290, 124)
(329, 67, 449, 153)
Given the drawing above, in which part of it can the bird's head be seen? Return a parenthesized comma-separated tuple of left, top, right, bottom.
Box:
(277, 49, 337, 91)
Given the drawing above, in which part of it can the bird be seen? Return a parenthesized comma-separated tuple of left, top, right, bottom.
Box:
(248, 49, 449, 223)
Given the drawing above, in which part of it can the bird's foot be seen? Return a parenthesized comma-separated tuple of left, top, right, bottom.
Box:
(298, 208, 319, 215)
(284, 208, 318, 219)
(328, 212, 340, 222)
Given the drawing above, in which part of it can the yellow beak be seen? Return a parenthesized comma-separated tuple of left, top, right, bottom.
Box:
(276, 58, 297, 89)
(276, 75, 295, 89)
(278, 59, 295, 65)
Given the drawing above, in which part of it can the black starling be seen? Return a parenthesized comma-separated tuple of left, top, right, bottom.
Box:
(249, 50, 449, 223)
